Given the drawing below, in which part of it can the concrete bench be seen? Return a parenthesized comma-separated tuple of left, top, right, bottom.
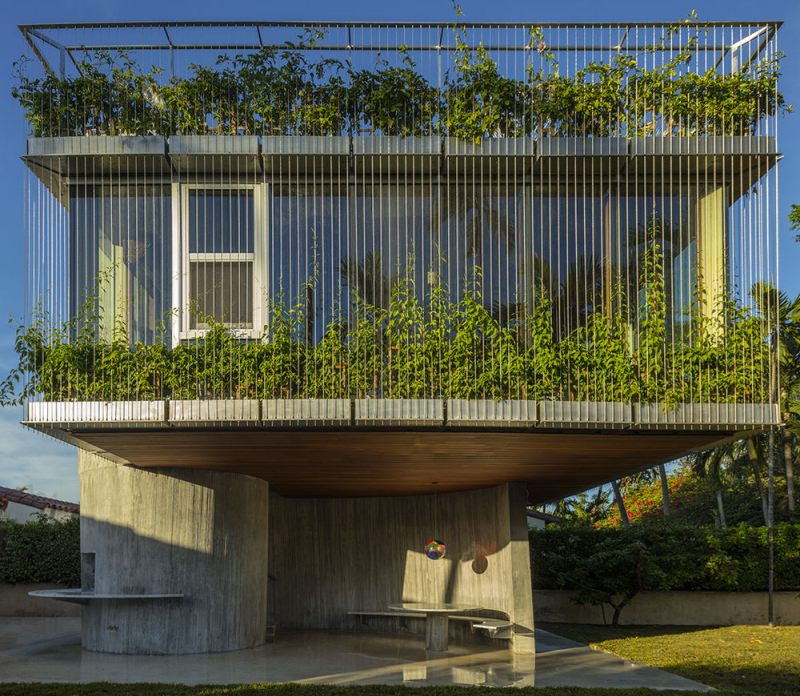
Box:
(450, 614, 513, 638)
(347, 610, 425, 620)
(347, 610, 512, 641)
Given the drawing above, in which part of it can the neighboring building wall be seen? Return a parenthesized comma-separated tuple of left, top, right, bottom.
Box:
(78, 450, 269, 655)
(535, 589, 800, 626)
(269, 482, 535, 654)
(0, 500, 41, 522)
(0, 500, 76, 522)
(41, 506, 77, 522)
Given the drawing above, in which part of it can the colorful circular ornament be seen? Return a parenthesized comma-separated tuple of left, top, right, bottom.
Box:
(424, 539, 447, 560)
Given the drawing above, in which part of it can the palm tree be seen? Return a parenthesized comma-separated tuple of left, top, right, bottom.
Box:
(752, 281, 800, 518)
(339, 252, 398, 310)
(692, 447, 734, 528)
(551, 486, 612, 525)
(434, 185, 516, 268)
(746, 436, 770, 525)
(658, 463, 671, 516)
(611, 479, 630, 526)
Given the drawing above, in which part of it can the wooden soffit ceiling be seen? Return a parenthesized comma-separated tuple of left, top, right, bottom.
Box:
(65, 428, 737, 502)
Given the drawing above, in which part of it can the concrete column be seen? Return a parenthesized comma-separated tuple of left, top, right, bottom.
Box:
(425, 614, 449, 652)
(79, 451, 269, 654)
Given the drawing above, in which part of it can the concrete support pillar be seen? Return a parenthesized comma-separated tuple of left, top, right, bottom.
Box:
(78, 451, 269, 654)
(425, 614, 449, 652)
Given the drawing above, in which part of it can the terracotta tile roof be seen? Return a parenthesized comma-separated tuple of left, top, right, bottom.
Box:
(0, 486, 79, 515)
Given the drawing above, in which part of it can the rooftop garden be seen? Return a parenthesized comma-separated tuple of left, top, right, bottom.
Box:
(12, 21, 788, 140)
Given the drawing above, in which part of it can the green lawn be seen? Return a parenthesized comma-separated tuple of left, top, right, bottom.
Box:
(0, 687, 716, 696)
(541, 623, 800, 696)
(2, 624, 799, 695)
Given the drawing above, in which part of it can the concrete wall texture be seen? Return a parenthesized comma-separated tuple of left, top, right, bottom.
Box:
(78, 451, 269, 654)
(75, 452, 534, 655)
(269, 482, 535, 654)
(535, 589, 800, 626)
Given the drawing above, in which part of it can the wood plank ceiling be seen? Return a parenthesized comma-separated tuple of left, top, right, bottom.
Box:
(69, 428, 735, 502)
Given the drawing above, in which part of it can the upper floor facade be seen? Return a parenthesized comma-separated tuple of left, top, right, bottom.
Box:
(12, 21, 783, 435)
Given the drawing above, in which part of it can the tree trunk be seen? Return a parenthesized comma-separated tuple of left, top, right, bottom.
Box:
(658, 463, 671, 516)
(716, 489, 727, 528)
(611, 480, 630, 527)
(611, 600, 627, 627)
(783, 427, 795, 516)
(746, 438, 769, 525)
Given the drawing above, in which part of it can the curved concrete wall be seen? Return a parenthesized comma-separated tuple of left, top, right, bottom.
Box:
(78, 451, 269, 654)
(269, 482, 535, 653)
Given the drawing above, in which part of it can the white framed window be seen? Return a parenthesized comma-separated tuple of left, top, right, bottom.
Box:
(176, 183, 267, 341)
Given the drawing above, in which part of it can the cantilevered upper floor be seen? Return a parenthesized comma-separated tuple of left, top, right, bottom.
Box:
(11, 21, 783, 498)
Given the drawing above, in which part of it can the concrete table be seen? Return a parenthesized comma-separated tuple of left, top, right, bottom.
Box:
(388, 602, 479, 652)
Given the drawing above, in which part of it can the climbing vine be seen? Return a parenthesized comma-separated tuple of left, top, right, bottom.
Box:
(12, 22, 787, 139)
(0, 249, 772, 406)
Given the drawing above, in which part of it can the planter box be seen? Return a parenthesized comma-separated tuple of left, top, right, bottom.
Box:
(538, 137, 626, 157)
(261, 135, 350, 156)
(262, 398, 351, 424)
(168, 135, 261, 174)
(262, 135, 350, 173)
(628, 135, 777, 156)
(354, 398, 443, 425)
(447, 399, 536, 427)
(635, 402, 779, 428)
(25, 401, 165, 423)
(168, 135, 260, 156)
(353, 136, 440, 156)
(168, 399, 260, 422)
(27, 135, 167, 157)
(445, 137, 535, 157)
(538, 400, 632, 426)
(352, 136, 440, 174)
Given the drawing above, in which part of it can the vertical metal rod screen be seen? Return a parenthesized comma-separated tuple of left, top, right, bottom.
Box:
(16, 21, 781, 428)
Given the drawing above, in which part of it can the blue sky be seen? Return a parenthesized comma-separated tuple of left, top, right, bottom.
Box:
(0, 0, 798, 502)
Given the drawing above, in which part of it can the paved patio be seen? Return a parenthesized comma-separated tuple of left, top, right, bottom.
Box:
(0, 617, 710, 690)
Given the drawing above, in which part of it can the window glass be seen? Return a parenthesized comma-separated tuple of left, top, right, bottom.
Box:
(531, 187, 604, 338)
(69, 184, 172, 345)
(270, 184, 348, 341)
(189, 261, 253, 329)
(188, 189, 254, 254)
(610, 188, 697, 336)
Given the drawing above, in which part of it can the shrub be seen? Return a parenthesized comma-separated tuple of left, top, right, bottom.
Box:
(0, 255, 773, 406)
(0, 516, 80, 585)
(531, 523, 800, 624)
(11, 26, 787, 139)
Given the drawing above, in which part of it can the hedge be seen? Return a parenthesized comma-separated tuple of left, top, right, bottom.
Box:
(531, 522, 800, 593)
(0, 516, 80, 585)
(3, 517, 797, 594)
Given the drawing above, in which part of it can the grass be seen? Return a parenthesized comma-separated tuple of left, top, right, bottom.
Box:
(541, 623, 800, 696)
(2, 624, 799, 695)
(0, 687, 722, 696)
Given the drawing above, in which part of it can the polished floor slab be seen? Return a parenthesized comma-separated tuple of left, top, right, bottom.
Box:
(0, 618, 710, 690)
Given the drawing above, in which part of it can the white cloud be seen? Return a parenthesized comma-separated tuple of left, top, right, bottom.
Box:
(0, 406, 78, 502)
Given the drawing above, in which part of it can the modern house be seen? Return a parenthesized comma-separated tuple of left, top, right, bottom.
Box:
(12, 21, 781, 656)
